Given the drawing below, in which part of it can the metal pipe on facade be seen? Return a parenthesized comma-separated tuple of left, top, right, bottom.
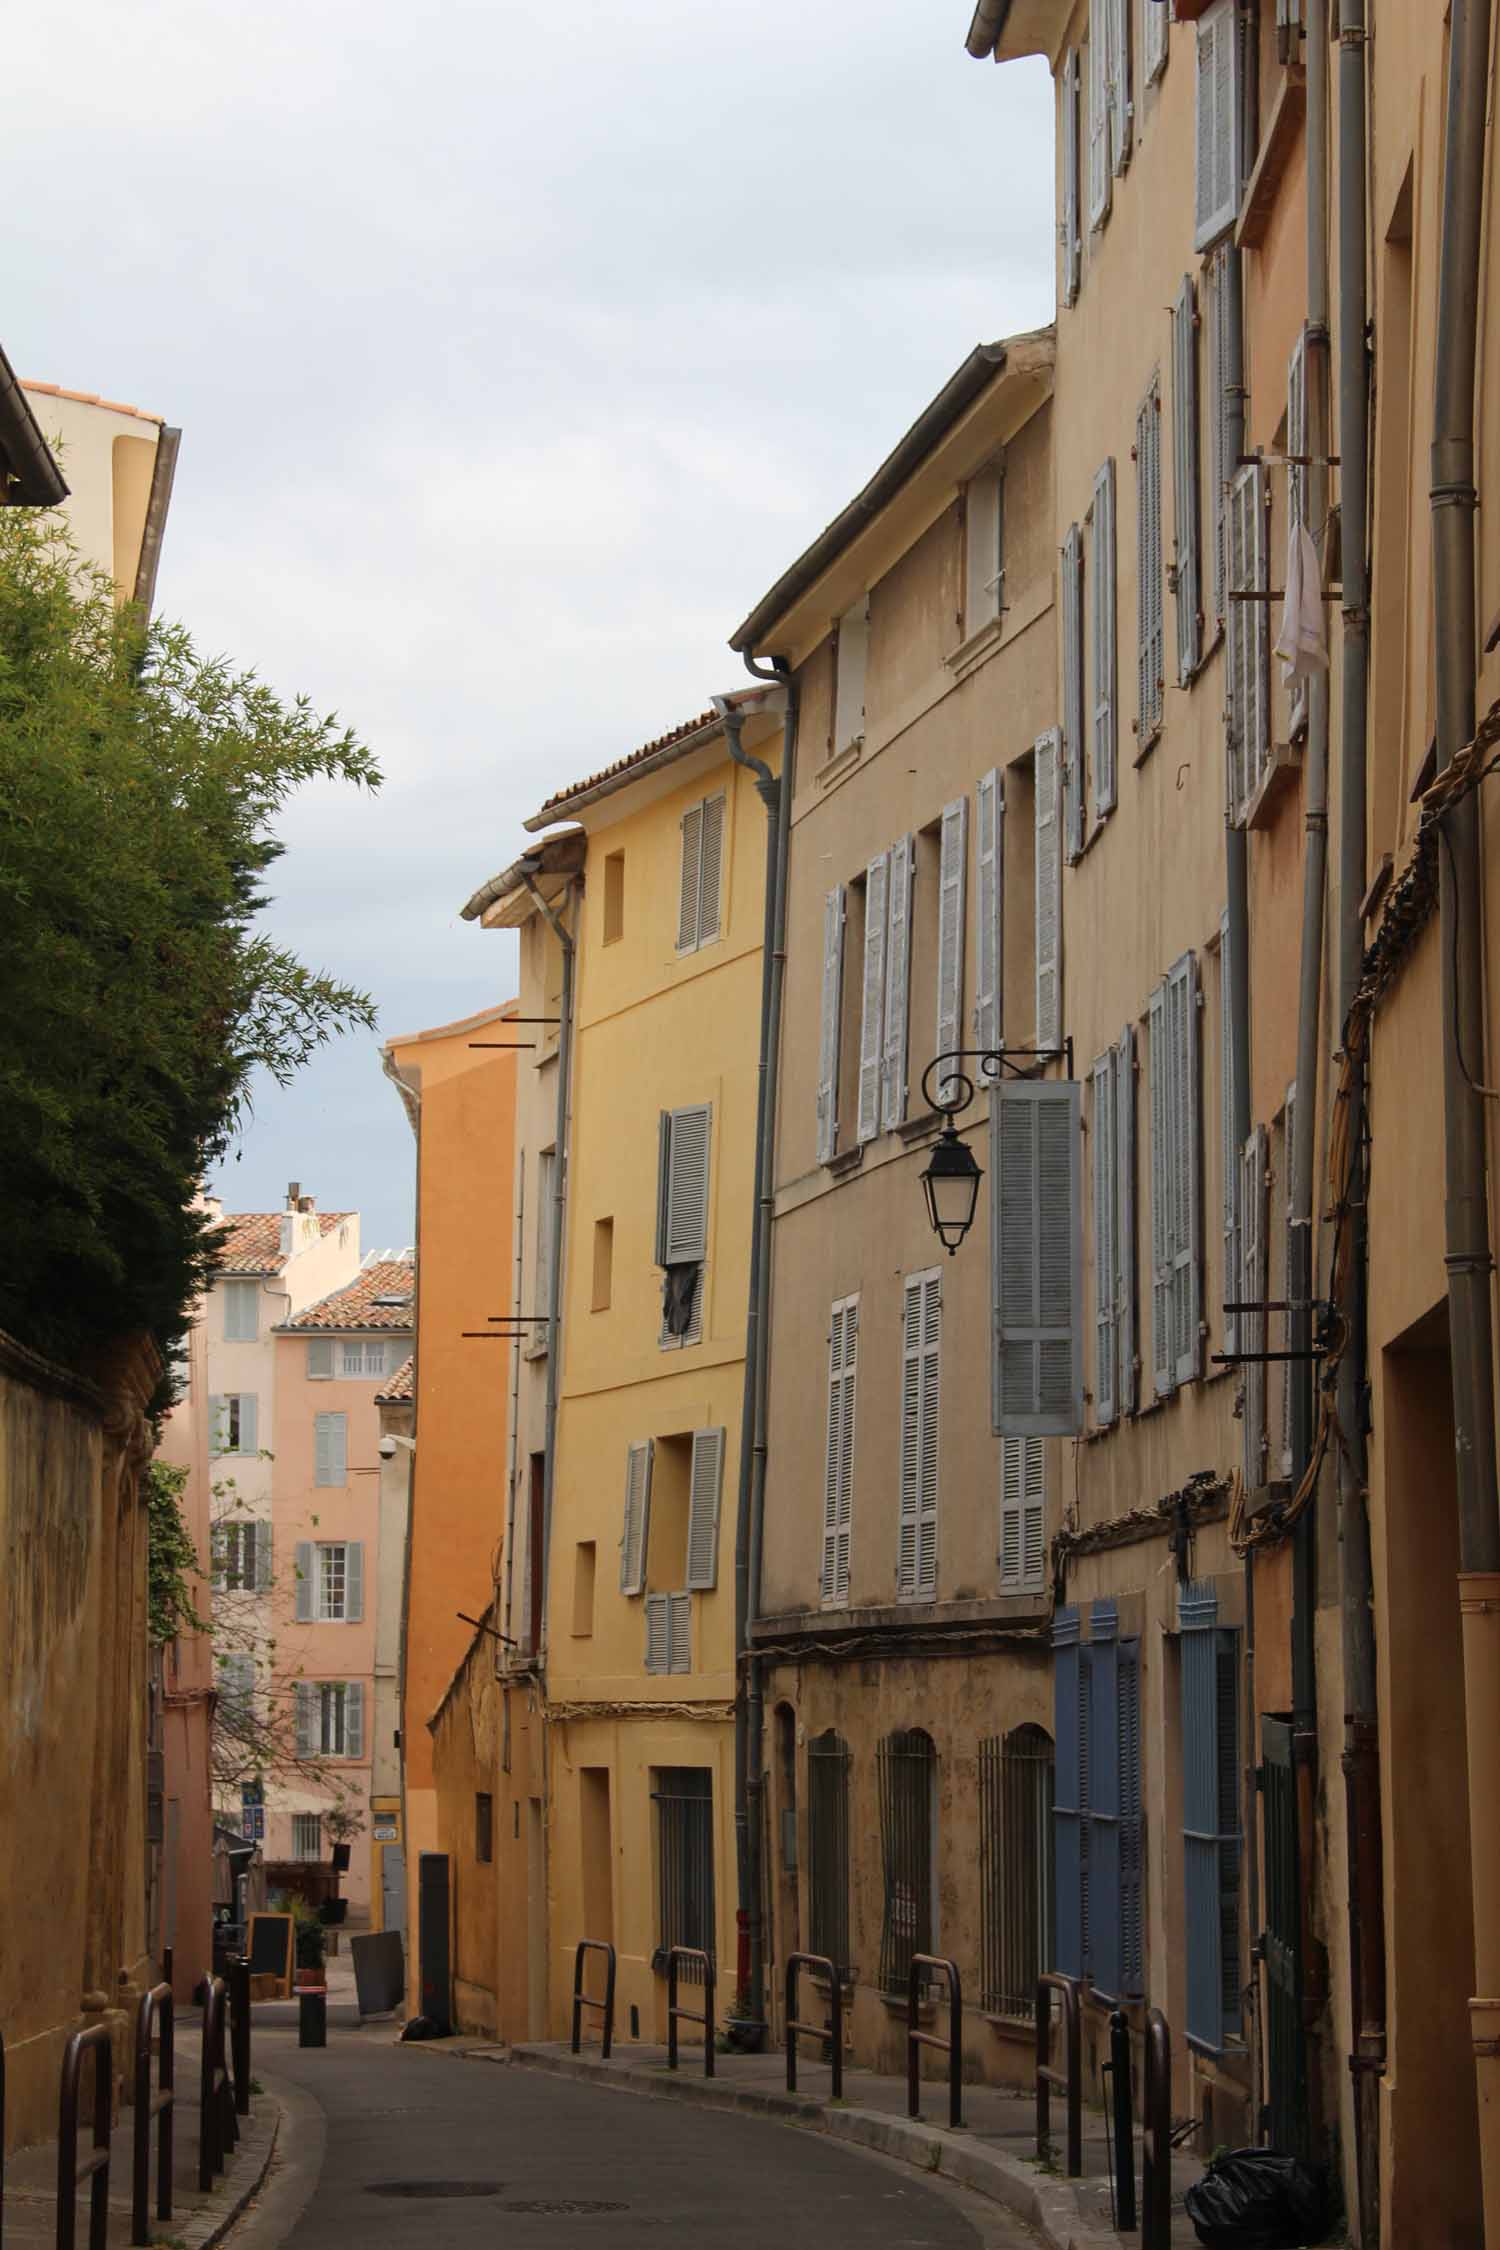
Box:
(1429, 0, 1500, 2226)
(520, 874, 578, 1663)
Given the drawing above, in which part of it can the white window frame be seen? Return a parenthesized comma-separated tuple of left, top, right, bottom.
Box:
(316, 1542, 349, 1622)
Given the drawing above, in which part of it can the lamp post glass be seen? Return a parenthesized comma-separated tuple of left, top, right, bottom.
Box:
(921, 1125, 982, 1254)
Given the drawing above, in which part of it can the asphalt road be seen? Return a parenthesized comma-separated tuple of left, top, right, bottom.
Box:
(234, 2026, 1037, 2250)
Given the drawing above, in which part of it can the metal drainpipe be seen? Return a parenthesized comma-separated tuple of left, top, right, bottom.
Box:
(520, 874, 577, 1669)
(503, 1149, 526, 1645)
(1334, 0, 1384, 2235)
(1430, 0, 1500, 2227)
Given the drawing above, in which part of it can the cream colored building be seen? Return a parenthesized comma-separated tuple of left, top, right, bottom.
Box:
(21, 379, 177, 606)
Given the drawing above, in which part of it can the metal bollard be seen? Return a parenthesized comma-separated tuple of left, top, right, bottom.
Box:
(1108, 2008, 1136, 2232)
(298, 1990, 327, 2050)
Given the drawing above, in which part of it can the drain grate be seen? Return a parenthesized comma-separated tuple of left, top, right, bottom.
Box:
(498, 2201, 627, 2217)
(366, 2181, 505, 2198)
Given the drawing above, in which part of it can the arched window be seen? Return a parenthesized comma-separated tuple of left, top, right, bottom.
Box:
(877, 1728, 936, 1992)
(979, 1724, 1055, 2018)
(807, 1730, 851, 1976)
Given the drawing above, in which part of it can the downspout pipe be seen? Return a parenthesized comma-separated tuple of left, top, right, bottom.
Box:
(1430, 0, 1500, 2229)
(520, 873, 577, 1667)
(721, 661, 795, 2037)
(1334, 0, 1384, 2237)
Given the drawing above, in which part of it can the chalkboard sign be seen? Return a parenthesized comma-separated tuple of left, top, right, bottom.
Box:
(246, 1912, 294, 1992)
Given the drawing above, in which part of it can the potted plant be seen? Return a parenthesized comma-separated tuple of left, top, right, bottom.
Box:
(720, 1987, 765, 2054)
(293, 1904, 327, 1989)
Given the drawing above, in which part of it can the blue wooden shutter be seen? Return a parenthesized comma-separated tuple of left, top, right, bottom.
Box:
(1053, 1607, 1083, 1979)
(1088, 1602, 1121, 1999)
(1181, 1580, 1223, 2049)
(1118, 1639, 1143, 1995)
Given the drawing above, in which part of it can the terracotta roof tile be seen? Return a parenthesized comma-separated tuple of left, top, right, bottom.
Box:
(281, 1257, 416, 1333)
(213, 1210, 352, 1275)
(376, 1353, 415, 1404)
(531, 708, 720, 820)
(22, 380, 164, 427)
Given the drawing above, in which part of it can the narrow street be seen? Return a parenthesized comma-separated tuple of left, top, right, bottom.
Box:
(236, 2028, 1037, 2250)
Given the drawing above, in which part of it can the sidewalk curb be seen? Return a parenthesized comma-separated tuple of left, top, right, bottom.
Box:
(170, 2095, 282, 2250)
(491, 2043, 1115, 2250)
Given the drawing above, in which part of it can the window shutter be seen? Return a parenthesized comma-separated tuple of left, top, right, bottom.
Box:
(1053, 1607, 1083, 1979)
(238, 1394, 258, 1457)
(1181, 1581, 1225, 2049)
(816, 886, 846, 1164)
(1241, 1126, 1268, 1488)
(1218, 916, 1241, 1366)
(898, 1272, 941, 1599)
(1227, 461, 1269, 818)
(293, 1682, 315, 1758)
(992, 1079, 1084, 1436)
(660, 1105, 711, 1264)
(220, 1654, 255, 1721)
(620, 1440, 654, 1595)
(223, 1280, 258, 1343)
(677, 801, 703, 951)
(685, 1428, 724, 1591)
(1118, 1639, 1143, 1994)
(294, 1540, 314, 1623)
(834, 598, 869, 751)
(881, 834, 914, 1131)
(965, 471, 1004, 635)
(1149, 982, 1174, 1397)
(1137, 383, 1164, 741)
(1194, 0, 1238, 250)
(256, 1522, 273, 1593)
(974, 769, 1003, 1051)
(210, 1520, 228, 1588)
(1115, 1027, 1137, 1416)
(208, 1395, 227, 1457)
(1281, 1084, 1298, 1477)
(1060, 531, 1085, 860)
(1061, 50, 1082, 307)
(1287, 332, 1310, 736)
(1092, 1050, 1118, 1428)
(535, 1148, 556, 1341)
(697, 795, 724, 945)
(935, 798, 968, 1102)
(1109, 0, 1132, 173)
(344, 1540, 364, 1623)
(307, 1337, 333, 1380)
(345, 1681, 365, 1759)
(315, 1411, 347, 1488)
(1034, 729, 1063, 1050)
(1092, 458, 1118, 816)
(1144, 0, 1169, 84)
(1088, 0, 1112, 229)
(1172, 277, 1202, 681)
(1088, 1602, 1122, 1999)
(821, 1298, 858, 1607)
(643, 1592, 671, 1675)
(1000, 1435, 1045, 1590)
(667, 1592, 693, 1675)
(1169, 952, 1202, 1386)
(857, 851, 889, 1143)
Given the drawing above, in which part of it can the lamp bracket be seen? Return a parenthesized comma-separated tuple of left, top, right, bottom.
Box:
(919, 1040, 1073, 1119)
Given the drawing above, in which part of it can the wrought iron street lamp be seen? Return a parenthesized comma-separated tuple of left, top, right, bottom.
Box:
(917, 1041, 1072, 1256)
(920, 1121, 983, 1254)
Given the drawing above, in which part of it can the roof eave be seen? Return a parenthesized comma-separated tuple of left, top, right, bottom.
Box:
(963, 0, 1067, 62)
(0, 345, 68, 507)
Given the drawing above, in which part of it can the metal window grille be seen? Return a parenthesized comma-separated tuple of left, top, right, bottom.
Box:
(877, 1730, 936, 1994)
(980, 1727, 1056, 2018)
(317, 1544, 346, 1621)
(291, 1813, 322, 1860)
(654, 1768, 714, 1980)
(807, 1732, 852, 1977)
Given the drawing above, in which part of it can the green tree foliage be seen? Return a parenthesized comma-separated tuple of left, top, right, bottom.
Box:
(0, 510, 380, 1374)
(146, 1460, 203, 1645)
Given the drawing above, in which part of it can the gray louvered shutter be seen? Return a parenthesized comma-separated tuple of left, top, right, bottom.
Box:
(1149, 981, 1174, 1396)
(238, 1393, 258, 1457)
(1061, 529, 1085, 859)
(256, 1521, 273, 1593)
(1287, 330, 1310, 736)
(1061, 49, 1082, 307)
(667, 1592, 692, 1675)
(1281, 1084, 1298, 1477)
(1173, 277, 1202, 680)
(661, 1105, 711, 1264)
(1089, 1602, 1122, 1999)
(1137, 382, 1164, 742)
(685, 1428, 724, 1591)
(344, 1540, 364, 1623)
(1194, 0, 1238, 249)
(1205, 246, 1233, 626)
(1242, 1127, 1267, 1488)
(620, 1440, 653, 1595)
(1092, 458, 1118, 815)
(1144, 0, 1169, 83)
(1181, 1581, 1231, 2050)
(1109, 0, 1132, 173)
(643, 1593, 670, 1674)
(295, 1540, 315, 1622)
(293, 1682, 315, 1758)
(1118, 1638, 1143, 1994)
(1000, 1435, 1046, 1590)
(208, 1395, 227, 1456)
(1034, 729, 1063, 1050)
(1169, 952, 1202, 1386)
(991, 1080, 1084, 1436)
(1092, 1050, 1118, 1427)
(697, 794, 724, 944)
(1088, 0, 1112, 229)
(1227, 461, 1268, 817)
(974, 769, 1003, 1051)
(816, 886, 846, 1164)
(935, 798, 968, 1103)
(677, 801, 703, 951)
(306, 1336, 333, 1380)
(881, 834, 914, 1130)
(1116, 1027, 1137, 1415)
(1220, 913, 1241, 1358)
(314, 1411, 345, 1487)
(898, 1271, 941, 1599)
(344, 1681, 365, 1759)
(857, 851, 889, 1143)
(821, 1298, 858, 1607)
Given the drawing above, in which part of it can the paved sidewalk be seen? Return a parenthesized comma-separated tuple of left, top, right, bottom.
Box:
(2, 2030, 279, 2250)
(415, 2032, 1208, 2249)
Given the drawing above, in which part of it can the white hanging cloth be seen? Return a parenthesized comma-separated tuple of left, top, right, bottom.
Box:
(1275, 520, 1328, 684)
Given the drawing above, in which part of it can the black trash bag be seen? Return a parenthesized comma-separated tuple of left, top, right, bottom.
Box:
(1183, 2147, 1330, 2249)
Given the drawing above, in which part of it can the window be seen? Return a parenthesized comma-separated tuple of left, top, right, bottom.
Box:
(620, 1441, 653, 1597)
(1060, 529, 1085, 860)
(980, 1726, 1055, 2018)
(222, 1279, 258, 1342)
(654, 1768, 714, 1964)
(530, 1149, 556, 1359)
(572, 1542, 596, 1637)
(964, 464, 1006, 639)
(1061, 50, 1082, 306)
(1194, 0, 1250, 250)
(897, 1271, 940, 1602)
(295, 1681, 365, 1759)
(209, 1393, 257, 1456)
(831, 597, 868, 758)
(644, 1590, 691, 1674)
(1034, 731, 1062, 1048)
(313, 1411, 348, 1487)
(475, 1793, 494, 1864)
(991, 1080, 1084, 1437)
(340, 1338, 394, 1377)
(676, 794, 725, 953)
(807, 1732, 852, 1978)
(974, 770, 1003, 1051)
(603, 850, 625, 944)
(1000, 1437, 1046, 1592)
(240, 1780, 265, 1842)
(591, 1217, 613, 1311)
(1149, 953, 1202, 1394)
(1227, 461, 1270, 820)
(217, 1653, 256, 1726)
(294, 1539, 364, 1623)
(1241, 1124, 1269, 1488)
(1090, 459, 1118, 816)
(1172, 276, 1203, 681)
(1053, 1604, 1142, 1998)
(877, 1729, 935, 1992)
(292, 1813, 323, 1861)
(656, 1104, 710, 1347)
(307, 1338, 334, 1380)
(820, 1298, 859, 1608)
(1181, 1583, 1241, 2050)
(1091, 1032, 1136, 1426)
(213, 1519, 270, 1593)
(1136, 379, 1164, 747)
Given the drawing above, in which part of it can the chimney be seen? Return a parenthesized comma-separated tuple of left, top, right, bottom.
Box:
(287, 1181, 301, 1209)
(299, 1195, 316, 1212)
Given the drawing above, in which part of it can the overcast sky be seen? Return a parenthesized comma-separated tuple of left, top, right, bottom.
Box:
(16, 1, 1052, 1250)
